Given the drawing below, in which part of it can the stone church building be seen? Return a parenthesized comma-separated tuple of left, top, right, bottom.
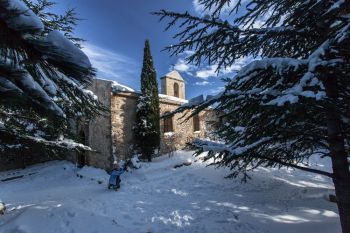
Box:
(70, 71, 220, 171)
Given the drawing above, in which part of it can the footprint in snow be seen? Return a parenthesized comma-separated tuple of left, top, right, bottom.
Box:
(123, 214, 132, 220)
(132, 221, 143, 226)
(66, 211, 75, 218)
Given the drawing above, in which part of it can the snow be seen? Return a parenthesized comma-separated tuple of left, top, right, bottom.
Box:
(327, 0, 345, 13)
(19, 73, 65, 117)
(0, 151, 340, 233)
(24, 136, 91, 151)
(83, 89, 98, 100)
(335, 21, 350, 42)
(45, 30, 92, 69)
(38, 68, 58, 96)
(307, 40, 329, 73)
(130, 156, 141, 169)
(164, 132, 174, 137)
(237, 58, 304, 81)
(223, 56, 329, 107)
(0, 202, 5, 215)
(3, 0, 44, 32)
(0, 77, 22, 94)
(111, 81, 135, 93)
(266, 94, 299, 106)
(159, 94, 188, 103)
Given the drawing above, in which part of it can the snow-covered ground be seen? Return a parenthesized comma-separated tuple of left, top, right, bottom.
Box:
(0, 151, 340, 233)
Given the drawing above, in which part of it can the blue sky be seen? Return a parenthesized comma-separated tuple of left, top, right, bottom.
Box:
(53, 0, 247, 99)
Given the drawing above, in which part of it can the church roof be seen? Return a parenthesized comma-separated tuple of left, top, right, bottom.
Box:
(161, 70, 184, 81)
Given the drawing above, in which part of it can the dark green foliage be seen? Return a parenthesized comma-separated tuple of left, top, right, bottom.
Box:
(154, 1, 350, 232)
(134, 40, 160, 162)
(154, 0, 350, 178)
(0, 0, 104, 155)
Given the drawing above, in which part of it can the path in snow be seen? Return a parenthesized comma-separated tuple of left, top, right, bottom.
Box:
(0, 151, 341, 233)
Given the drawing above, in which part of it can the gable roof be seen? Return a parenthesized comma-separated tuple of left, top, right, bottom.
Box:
(161, 70, 184, 81)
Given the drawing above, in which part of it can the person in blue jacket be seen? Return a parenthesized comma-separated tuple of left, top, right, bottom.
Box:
(108, 161, 124, 190)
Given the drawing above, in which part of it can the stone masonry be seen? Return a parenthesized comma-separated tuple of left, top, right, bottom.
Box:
(71, 71, 220, 170)
(110, 71, 221, 161)
(0, 72, 220, 172)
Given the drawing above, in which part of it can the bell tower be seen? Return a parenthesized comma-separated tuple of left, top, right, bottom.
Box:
(160, 70, 185, 99)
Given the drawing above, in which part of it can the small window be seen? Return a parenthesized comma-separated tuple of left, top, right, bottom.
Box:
(174, 83, 179, 98)
(193, 114, 200, 132)
(164, 113, 173, 133)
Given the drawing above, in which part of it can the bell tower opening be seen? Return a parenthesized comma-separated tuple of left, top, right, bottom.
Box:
(160, 70, 185, 99)
(174, 83, 179, 98)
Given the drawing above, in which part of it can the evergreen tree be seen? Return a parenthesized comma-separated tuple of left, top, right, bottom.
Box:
(0, 0, 103, 155)
(154, 1, 350, 232)
(134, 40, 160, 162)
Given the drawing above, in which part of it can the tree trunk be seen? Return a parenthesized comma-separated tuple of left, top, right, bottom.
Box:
(325, 77, 350, 233)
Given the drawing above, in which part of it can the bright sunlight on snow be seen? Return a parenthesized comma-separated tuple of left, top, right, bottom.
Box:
(0, 151, 340, 233)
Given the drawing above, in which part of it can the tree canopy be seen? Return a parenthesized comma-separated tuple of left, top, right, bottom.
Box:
(154, 1, 350, 232)
(0, 0, 104, 154)
(134, 40, 160, 161)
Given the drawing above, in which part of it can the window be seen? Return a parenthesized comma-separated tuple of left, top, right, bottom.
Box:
(164, 113, 173, 132)
(174, 83, 179, 97)
(193, 114, 200, 132)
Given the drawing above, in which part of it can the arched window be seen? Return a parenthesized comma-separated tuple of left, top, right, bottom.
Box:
(193, 114, 200, 132)
(174, 83, 179, 97)
(163, 112, 173, 132)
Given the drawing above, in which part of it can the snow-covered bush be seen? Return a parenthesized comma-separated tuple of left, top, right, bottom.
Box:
(0, 202, 6, 215)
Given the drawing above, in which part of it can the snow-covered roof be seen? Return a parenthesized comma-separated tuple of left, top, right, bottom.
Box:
(159, 94, 188, 104)
(95, 79, 188, 104)
(161, 70, 184, 82)
(111, 81, 135, 93)
(93, 78, 135, 93)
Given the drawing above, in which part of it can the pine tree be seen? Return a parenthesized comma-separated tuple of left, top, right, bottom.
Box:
(134, 40, 160, 162)
(0, 0, 103, 155)
(154, 1, 350, 232)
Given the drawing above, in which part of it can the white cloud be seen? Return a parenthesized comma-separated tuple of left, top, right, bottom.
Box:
(82, 43, 139, 84)
(194, 57, 252, 79)
(222, 56, 253, 74)
(194, 81, 211, 86)
(210, 86, 225, 94)
(192, 0, 244, 16)
(172, 50, 253, 80)
(174, 59, 192, 72)
(193, 0, 271, 29)
(195, 64, 218, 79)
(173, 51, 196, 75)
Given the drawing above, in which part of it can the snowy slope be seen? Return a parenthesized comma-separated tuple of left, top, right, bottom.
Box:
(0, 151, 340, 233)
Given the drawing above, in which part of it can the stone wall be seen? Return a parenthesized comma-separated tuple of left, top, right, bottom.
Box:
(0, 78, 220, 172)
(60, 79, 115, 171)
(110, 91, 220, 159)
(0, 150, 63, 172)
(111, 92, 138, 161)
(85, 79, 114, 170)
(159, 98, 219, 154)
